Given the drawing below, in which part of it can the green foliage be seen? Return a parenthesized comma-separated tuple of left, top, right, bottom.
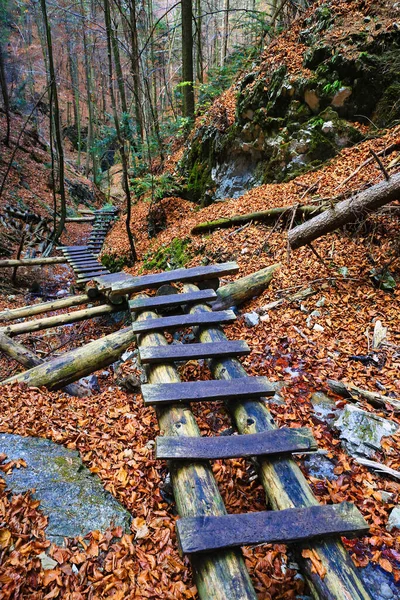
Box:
(131, 173, 184, 202)
(322, 79, 342, 95)
(142, 238, 191, 272)
(101, 253, 133, 273)
(370, 268, 396, 291)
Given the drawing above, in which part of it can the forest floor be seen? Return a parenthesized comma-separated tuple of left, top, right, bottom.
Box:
(0, 12, 400, 592)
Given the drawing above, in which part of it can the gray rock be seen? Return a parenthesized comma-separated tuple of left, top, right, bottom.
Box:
(311, 392, 339, 426)
(379, 490, 394, 503)
(387, 506, 400, 532)
(244, 311, 259, 327)
(335, 405, 398, 458)
(322, 120, 334, 134)
(359, 562, 397, 600)
(303, 453, 337, 480)
(0, 434, 131, 544)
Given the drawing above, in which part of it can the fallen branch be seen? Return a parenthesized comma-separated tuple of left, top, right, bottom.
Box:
(0, 293, 92, 322)
(334, 143, 400, 191)
(289, 172, 400, 250)
(354, 457, 400, 481)
(327, 379, 400, 411)
(191, 205, 323, 235)
(0, 332, 89, 397)
(2, 326, 136, 389)
(0, 256, 67, 267)
(211, 264, 280, 310)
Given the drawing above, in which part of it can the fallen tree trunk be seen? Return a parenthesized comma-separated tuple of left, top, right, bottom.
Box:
(212, 264, 280, 310)
(289, 172, 400, 249)
(0, 332, 88, 397)
(0, 303, 126, 337)
(191, 205, 322, 235)
(65, 217, 95, 223)
(0, 256, 67, 267)
(2, 326, 135, 389)
(0, 293, 92, 322)
(327, 379, 400, 411)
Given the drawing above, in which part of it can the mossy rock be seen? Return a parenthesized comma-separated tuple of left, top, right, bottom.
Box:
(101, 253, 133, 273)
(374, 83, 400, 127)
(142, 238, 192, 272)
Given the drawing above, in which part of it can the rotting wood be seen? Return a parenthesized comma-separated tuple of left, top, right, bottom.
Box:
(0, 303, 125, 337)
(2, 326, 135, 389)
(186, 284, 372, 600)
(142, 377, 275, 405)
(288, 172, 400, 249)
(0, 256, 67, 267)
(212, 264, 280, 310)
(0, 293, 92, 322)
(131, 310, 236, 334)
(133, 302, 258, 600)
(327, 379, 400, 411)
(0, 332, 89, 397)
(139, 340, 250, 365)
(177, 502, 368, 554)
(191, 205, 323, 235)
(156, 427, 316, 459)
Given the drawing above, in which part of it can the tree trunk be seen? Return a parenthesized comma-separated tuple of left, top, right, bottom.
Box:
(288, 172, 400, 249)
(212, 264, 280, 310)
(181, 0, 195, 119)
(0, 43, 11, 146)
(327, 379, 400, 411)
(0, 256, 67, 267)
(128, 0, 144, 141)
(191, 205, 322, 234)
(0, 332, 89, 397)
(0, 303, 126, 337)
(2, 326, 136, 389)
(221, 0, 229, 66)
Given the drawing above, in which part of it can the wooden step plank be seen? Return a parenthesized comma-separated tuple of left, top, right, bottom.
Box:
(75, 270, 109, 280)
(61, 245, 88, 251)
(76, 268, 109, 276)
(156, 427, 317, 459)
(142, 376, 275, 406)
(177, 502, 369, 555)
(130, 289, 217, 312)
(69, 260, 103, 267)
(97, 261, 239, 295)
(139, 341, 250, 365)
(132, 310, 236, 334)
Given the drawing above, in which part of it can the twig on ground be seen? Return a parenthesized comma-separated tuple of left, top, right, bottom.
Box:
(370, 149, 390, 181)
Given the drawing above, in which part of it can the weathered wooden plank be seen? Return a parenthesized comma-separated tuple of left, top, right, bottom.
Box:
(61, 245, 88, 251)
(130, 289, 217, 312)
(156, 427, 317, 459)
(92, 272, 134, 286)
(142, 376, 275, 405)
(139, 341, 250, 365)
(177, 502, 369, 555)
(75, 269, 109, 277)
(97, 262, 239, 297)
(132, 310, 236, 334)
(70, 260, 104, 268)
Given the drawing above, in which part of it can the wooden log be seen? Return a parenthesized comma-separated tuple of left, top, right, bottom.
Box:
(0, 332, 89, 397)
(156, 427, 316, 459)
(0, 256, 67, 267)
(139, 341, 250, 365)
(191, 205, 323, 234)
(288, 172, 400, 249)
(0, 303, 125, 337)
(0, 294, 91, 322)
(187, 288, 372, 600)
(177, 502, 368, 555)
(327, 379, 400, 411)
(143, 377, 275, 405)
(2, 326, 135, 389)
(133, 303, 258, 599)
(131, 310, 236, 334)
(212, 264, 280, 310)
(65, 216, 95, 222)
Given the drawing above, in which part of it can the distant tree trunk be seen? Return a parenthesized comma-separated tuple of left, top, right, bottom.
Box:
(221, 0, 229, 65)
(0, 44, 11, 146)
(80, 0, 97, 181)
(128, 0, 144, 141)
(64, 15, 81, 166)
(196, 0, 203, 83)
(104, 0, 137, 262)
(40, 0, 66, 246)
(110, 18, 128, 114)
(181, 0, 194, 119)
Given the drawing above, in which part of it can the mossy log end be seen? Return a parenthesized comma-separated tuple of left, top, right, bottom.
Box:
(0, 294, 92, 322)
(2, 327, 135, 389)
(134, 302, 257, 600)
(186, 285, 371, 600)
(191, 205, 322, 235)
(0, 332, 88, 397)
(288, 172, 400, 249)
(212, 264, 281, 310)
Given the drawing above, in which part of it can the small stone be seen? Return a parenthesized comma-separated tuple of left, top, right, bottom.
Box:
(145, 440, 155, 450)
(316, 296, 326, 307)
(38, 552, 58, 570)
(241, 247, 249, 255)
(260, 314, 270, 322)
(379, 491, 394, 503)
(310, 310, 321, 318)
(322, 120, 334, 134)
(102, 370, 110, 377)
(331, 87, 352, 108)
(364, 16, 371, 22)
(313, 323, 324, 332)
(7, 295, 16, 301)
(56, 289, 69, 297)
(244, 312, 259, 327)
(387, 506, 400, 532)
(380, 583, 394, 599)
(304, 89, 320, 111)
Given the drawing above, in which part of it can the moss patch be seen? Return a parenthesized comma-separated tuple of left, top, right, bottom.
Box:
(142, 238, 192, 272)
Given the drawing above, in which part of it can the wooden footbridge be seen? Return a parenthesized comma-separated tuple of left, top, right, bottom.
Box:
(0, 243, 373, 598)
